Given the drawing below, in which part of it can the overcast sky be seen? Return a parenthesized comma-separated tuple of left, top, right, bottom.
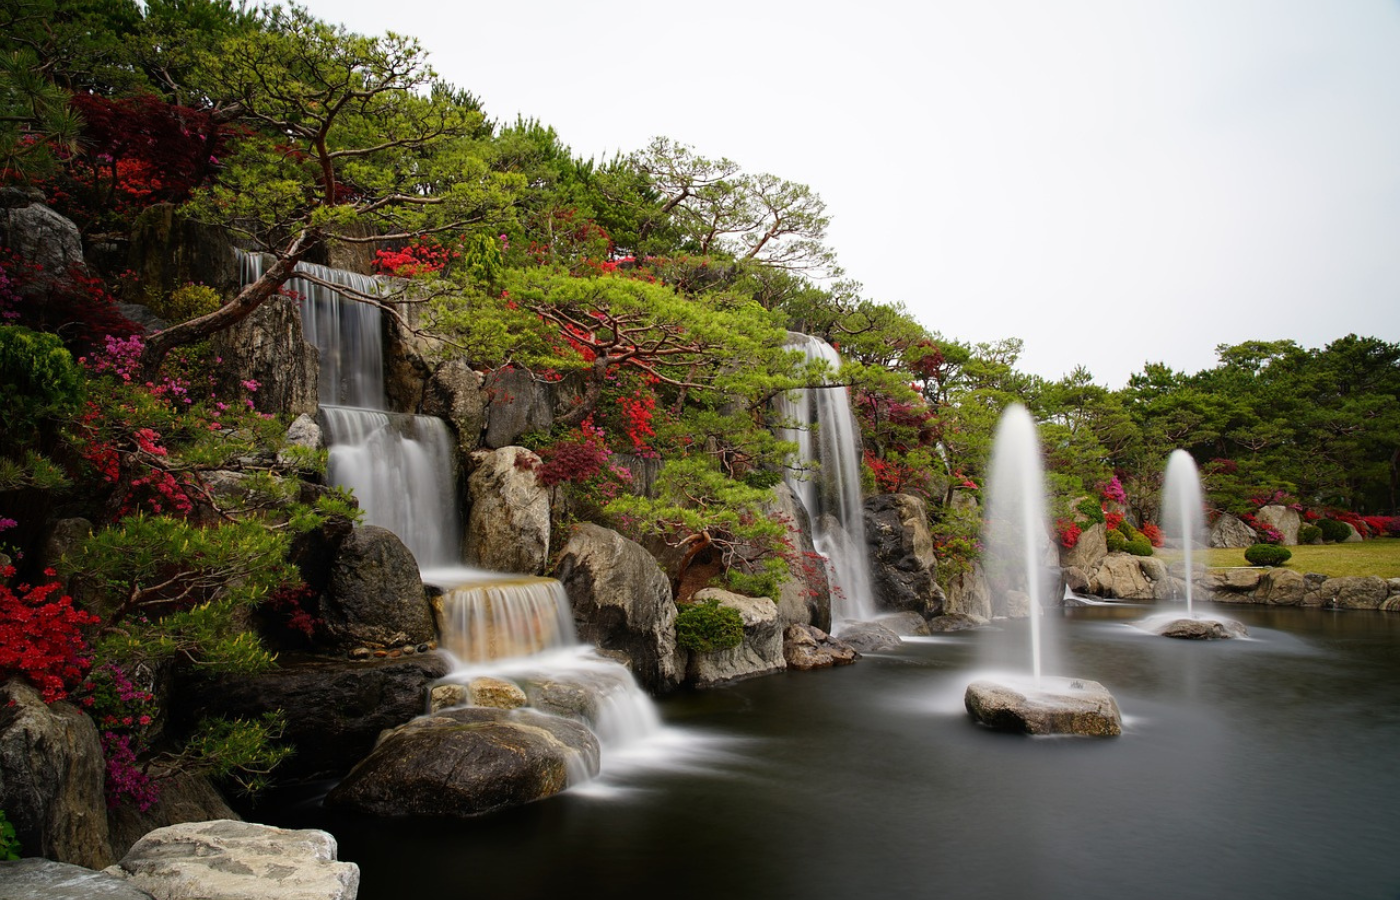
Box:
(296, 0, 1400, 388)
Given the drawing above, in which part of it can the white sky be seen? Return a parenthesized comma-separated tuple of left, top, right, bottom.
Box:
(296, 0, 1400, 388)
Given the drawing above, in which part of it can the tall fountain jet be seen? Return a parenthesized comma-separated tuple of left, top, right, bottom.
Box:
(776, 333, 878, 626)
(963, 404, 1123, 736)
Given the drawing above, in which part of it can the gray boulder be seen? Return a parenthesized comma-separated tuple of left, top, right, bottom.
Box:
(1149, 616, 1248, 639)
(1255, 505, 1302, 545)
(782, 624, 859, 670)
(554, 524, 682, 693)
(927, 613, 988, 632)
(1060, 523, 1108, 572)
(482, 367, 555, 449)
(109, 820, 358, 900)
(1202, 567, 1264, 596)
(943, 564, 992, 620)
(322, 525, 434, 651)
(0, 197, 88, 298)
(0, 858, 155, 900)
(685, 589, 786, 688)
(1210, 513, 1257, 549)
(465, 447, 551, 575)
(764, 483, 831, 631)
(0, 681, 111, 869)
(1089, 553, 1157, 600)
(863, 493, 944, 620)
(325, 707, 599, 818)
(1254, 568, 1308, 606)
(837, 620, 903, 653)
(877, 611, 932, 636)
(106, 768, 240, 862)
(1319, 575, 1389, 610)
(211, 291, 319, 418)
(420, 360, 487, 457)
(965, 677, 1122, 737)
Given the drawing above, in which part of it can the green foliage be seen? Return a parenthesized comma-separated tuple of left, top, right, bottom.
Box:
(0, 325, 84, 438)
(674, 599, 744, 653)
(1124, 536, 1154, 557)
(1075, 497, 1106, 524)
(148, 283, 223, 324)
(1105, 530, 1126, 553)
(1244, 543, 1293, 567)
(1298, 523, 1322, 544)
(172, 713, 292, 796)
(0, 808, 18, 861)
(1317, 518, 1353, 543)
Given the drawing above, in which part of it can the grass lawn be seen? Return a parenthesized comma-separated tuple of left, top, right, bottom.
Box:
(1192, 537, 1400, 579)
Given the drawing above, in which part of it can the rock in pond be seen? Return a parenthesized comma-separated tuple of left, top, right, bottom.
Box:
(965, 677, 1122, 737)
(1145, 615, 1248, 640)
(782, 624, 859, 670)
(0, 858, 155, 900)
(325, 707, 600, 818)
(837, 620, 903, 653)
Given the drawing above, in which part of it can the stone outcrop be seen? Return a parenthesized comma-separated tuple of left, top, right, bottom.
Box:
(1255, 505, 1302, 545)
(782, 624, 859, 670)
(1088, 553, 1162, 601)
(420, 360, 487, 457)
(685, 588, 786, 687)
(325, 707, 599, 818)
(0, 858, 156, 900)
(764, 483, 832, 631)
(1210, 513, 1257, 549)
(0, 191, 89, 300)
(0, 681, 111, 869)
(124, 204, 240, 305)
(554, 524, 682, 693)
(965, 677, 1122, 737)
(943, 564, 992, 620)
(837, 620, 902, 653)
(465, 447, 551, 575)
(321, 525, 434, 651)
(173, 655, 449, 784)
(109, 820, 359, 900)
(481, 368, 555, 449)
(863, 493, 944, 621)
(1059, 523, 1108, 572)
(211, 291, 319, 418)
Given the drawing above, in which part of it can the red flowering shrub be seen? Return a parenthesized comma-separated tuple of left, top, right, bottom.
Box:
(0, 566, 99, 703)
(373, 239, 457, 277)
(1056, 519, 1082, 549)
(1104, 511, 1124, 532)
(1140, 522, 1164, 548)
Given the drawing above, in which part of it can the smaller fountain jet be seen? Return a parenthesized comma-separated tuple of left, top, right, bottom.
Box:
(963, 405, 1122, 736)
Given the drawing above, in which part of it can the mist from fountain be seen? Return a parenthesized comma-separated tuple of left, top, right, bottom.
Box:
(1160, 449, 1206, 618)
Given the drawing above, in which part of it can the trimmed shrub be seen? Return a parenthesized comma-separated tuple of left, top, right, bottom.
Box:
(675, 599, 744, 653)
(1105, 530, 1127, 553)
(1075, 497, 1105, 524)
(1125, 537, 1154, 557)
(1298, 524, 1322, 544)
(1244, 544, 1292, 567)
(1316, 519, 1353, 543)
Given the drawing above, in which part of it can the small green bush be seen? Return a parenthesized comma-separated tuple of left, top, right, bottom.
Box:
(0, 808, 18, 861)
(149, 283, 223, 324)
(675, 599, 744, 653)
(1105, 530, 1127, 553)
(1298, 524, 1322, 544)
(1076, 497, 1105, 524)
(1244, 543, 1292, 567)
(1317, 519, 1352, 543)
(1125, 537, 1154, 557)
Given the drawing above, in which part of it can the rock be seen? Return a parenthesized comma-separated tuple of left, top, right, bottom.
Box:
(40, 517, 92, 579)
(1062, 566, 1090, 594)
(1210, 513, 1257, 549)
(1060, 523, 1108, 572)
(685, 589, 786, 687)
(927, 613, 988, 632)
(965, 677, 1122, 737)
(554, 524, 682, 693)
(124, 204, 240, 306)
(0, 858, 155, 900)
(1089, 554, 1158, 600)
(322, 525, 435, 651)
(837, 620, 903, 653)
(482, 367, 555, 450)
(210, 290, 319, 418)
(514, 665, 641, 729)
(110, 819, 358, 900)
(1342, 523, 1364, 543)
(420, 360, 487, 457)
(466, 676, 528, 710)
(276, 414, 324, 470)
(863, 493, 944, 620)
(782, 624, 859, 670)
(876, 611, 931, 636)
(0, 681, 111, 869)
(0, 200, 88, 299)
(943, 564, 992, 620)
(115, 303, 168, 335)
(1382, 579, 1400, 612)
(105, 768, 240, 862)
(1255, 568, 1308, 606)
(172, 655, 449, 784)
(464, 447, 551, 575)
(1255, 505, 1302, 545)
(429, 683, 468, 712)
(1147, 616, 1248, 639)
(1000, 590, 1032, 618)
(325, 707, 599, 818)
(1202, 567, 1264, 595)
(1319, 575, 1389, 610)
(764, 483, 832, 631)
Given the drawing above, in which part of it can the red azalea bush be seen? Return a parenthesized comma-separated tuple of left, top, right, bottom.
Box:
(1140, 522, 1164, 548)
(0, 566, 99, 704)
(1056, 518, 1082, 549)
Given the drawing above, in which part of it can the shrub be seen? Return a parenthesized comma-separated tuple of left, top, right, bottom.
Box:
(1317, 519, 1353, 543)
(1075, 497, 1105, 524)
(0, 809, 18, 861)
(1105, 530, 1127, 553)
(1056, 518, 1081, 549)
(1245, 544, 1292, 567)
(148, 284, 223, 324)
(1298, 524, 1322, 544)
(674, 599, 744, 653)
(1125, 537, 1154, 557)
(0, 565, 99, 703)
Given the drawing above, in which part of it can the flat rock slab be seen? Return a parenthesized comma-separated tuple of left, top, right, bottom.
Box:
(1147, 616, 1248, 640)
(965, 677, 1123, 737)
(0, 858, 155, 900)
(108, 819, 359, 900)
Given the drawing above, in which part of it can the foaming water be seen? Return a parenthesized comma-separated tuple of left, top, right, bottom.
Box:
(1160, 449, 1207, 617)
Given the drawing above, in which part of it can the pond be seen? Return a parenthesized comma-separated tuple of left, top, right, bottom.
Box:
(259, 602, 1400, 900)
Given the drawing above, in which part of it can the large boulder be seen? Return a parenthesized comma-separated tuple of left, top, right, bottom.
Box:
(554, 524, 682, 693)
(1147, 616, 1248, 640)
(110, 820, 358, 900)
(464, 447, 551, 575)
(863, 493, 944, 620)
(965, 677, 1122, 737)
(837, 620, 902, 654)
(1254, 505, 1302, 545)
(0, 192, 88, 298)
(172, 655, 449, 784)
(1254, 567, 1308, 606)
(943, 564, 992, 620)
(782, 624, 859, 670)
(482, 367, 555, 450)
(106, 768, 240, 862)
(1060, 523, 1109, 572)
(1202, 566, 1264, 596)
(1210, 513, 1257, 549)
(684, 589, 785, 688)
(0, 858, 155, 900)
(325, 707, 599, 818)
(0, 681, 111, 869)
(764, 483, 832, 631)
(1089, 553, 1157, 600)
(1318, 576, 1389, 610)
(420, 360, 487, 457)
(321, 525, 434, 651)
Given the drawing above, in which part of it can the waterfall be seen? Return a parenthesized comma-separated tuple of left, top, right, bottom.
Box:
(776, 333, 878, 624)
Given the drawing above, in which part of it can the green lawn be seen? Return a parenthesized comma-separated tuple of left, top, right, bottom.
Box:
(1192, 538, 1400, 579)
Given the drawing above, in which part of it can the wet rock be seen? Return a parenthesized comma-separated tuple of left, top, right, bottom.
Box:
(1149, 616, 1248, 639)
(965, 677, 1122, 737)
(782, 624, 859, 670)
(864, 493, 944, 621)
(325, 707, 599, 818)
(876, 611, 931, 636)
(322, 525, 435, 652)
(420, 360, 487, 457)
(837, 620, 903, 653)
(685, 589, 786, 688)
(764, 483, 832, 632)
(467, 677, 529, 710)
(1210, 513, 1257, 549)
(927, 613, 988, 632)
(944, 565, 992, 620)
(554, 523, 682, 693)
(465, 447, 551, 575)
(110, 820, 358, 900)
(211, 290, 319, 418)
(429, 683, 468, 712)
(1319, 575, 1389, 610)
(0, 858, 155, 900)
(0, 681, 111, 869)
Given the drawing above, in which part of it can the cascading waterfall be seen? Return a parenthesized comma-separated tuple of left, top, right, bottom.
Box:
(776, 333, 878, 624)
(240, 251, 662, 777)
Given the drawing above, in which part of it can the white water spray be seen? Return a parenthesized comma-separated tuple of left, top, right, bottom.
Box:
(1160, 449, 1207, 618)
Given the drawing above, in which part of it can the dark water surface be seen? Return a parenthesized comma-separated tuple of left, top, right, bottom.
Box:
(263, 603, 1400, 900)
